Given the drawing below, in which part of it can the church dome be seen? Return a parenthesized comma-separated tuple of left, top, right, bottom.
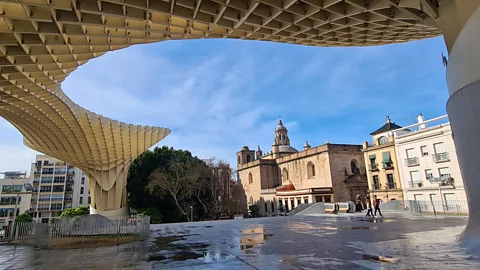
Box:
(275, 119, 287, 132)
(279, 145, 298, 153)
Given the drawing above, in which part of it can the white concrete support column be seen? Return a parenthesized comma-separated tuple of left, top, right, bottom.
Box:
(445, 4, 480, 251)
(85, 161, 131, 217)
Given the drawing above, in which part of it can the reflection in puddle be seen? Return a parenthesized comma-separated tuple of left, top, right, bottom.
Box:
(149, 234, 235, 264)
(361, 219, 396, 223)
(339, 226, 376, 230)
(229, 227, 275, 251)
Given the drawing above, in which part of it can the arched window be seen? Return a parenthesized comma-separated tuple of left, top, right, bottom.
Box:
(237, 156, 241, 164)
(246, 154, 251, 163)
(282, 168, 289, 181)
(378, 136, 388, 145)
(350, 159, 358, 174)
(307, 161, 315, 178)
(248, 173, 253, 184)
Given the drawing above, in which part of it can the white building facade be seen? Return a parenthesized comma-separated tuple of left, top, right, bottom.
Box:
(0, 171, 32, 225)
(394, 114, 468, 213)
(30, 155, 90, 222)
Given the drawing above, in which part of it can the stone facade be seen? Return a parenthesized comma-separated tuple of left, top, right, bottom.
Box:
(236, 120, 367, 216)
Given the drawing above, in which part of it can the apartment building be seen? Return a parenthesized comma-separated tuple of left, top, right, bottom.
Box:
(362, 117, 409, 203)
(30, 155, 90, 222)
(393, 114, 468, 212)
(0, 171, 32, 225)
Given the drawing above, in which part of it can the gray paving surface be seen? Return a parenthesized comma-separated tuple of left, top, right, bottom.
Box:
(0, 211, 478, 269)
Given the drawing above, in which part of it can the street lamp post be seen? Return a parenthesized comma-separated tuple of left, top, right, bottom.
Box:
(190, 206, 193, 222)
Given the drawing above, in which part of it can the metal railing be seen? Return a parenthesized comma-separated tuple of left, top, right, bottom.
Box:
(405, 200, 468, 215)
(409, 181, 423, 188)
(0, 215, 150, 248)
(432, 152, 450, 163)
(405, 157, 419, 166)
(368, 164, 379, 171)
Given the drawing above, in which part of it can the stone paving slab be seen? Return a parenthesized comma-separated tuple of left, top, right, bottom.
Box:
(0, 212, 478, 269)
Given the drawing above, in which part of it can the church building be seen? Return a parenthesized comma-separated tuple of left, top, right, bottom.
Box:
(236, 119, 368, 216)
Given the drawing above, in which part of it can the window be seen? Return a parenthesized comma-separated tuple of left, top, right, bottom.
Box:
(297, 199, 301, 206)
(88, 197, 91, 204)
(54, 176, 65, 183)
(425, 169, 433, 179)
(290, 199, 295, 209)
(434, 143, 446, 154)
(410, 171, 421, 186)
(406, 148, 416, 158)
(350, 160, 358, 173)
(40, 186, 52, 192)
(307, 162, 315, 178)
(282, 168, 289, 181)
(439, 167, 451, 178)
(2, 185, 22, 192)
(246, 155, 251, 163)
(43, 160, 49, 166)
(41, 176, 53, 183)
(421, 146, 429, 156)
(52, 186, 64, 192)
(42, 168, 54, 174)
(264, 202, 268, 213)
(79, 197, 83, 204)
(81, 177, 85, 185)
(387, 174, 395, 189)
(80, 187, 84, 194)
(304, 197, 308, 204)
(237, 156, 240, 164)
(0, 196, 21, 205)
(373, 175, 380, 189)
(378, 136, 389, 145)
(382, 152, 392, 167)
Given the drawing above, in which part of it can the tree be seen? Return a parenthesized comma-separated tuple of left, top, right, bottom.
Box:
(221, 183, 247, 216)
(15, 214, 33, 223)
(60, 206, 89, 217)
(139, 208, 162, 224)
(249, 205, 261, 218)
(128, 146, 219, 223)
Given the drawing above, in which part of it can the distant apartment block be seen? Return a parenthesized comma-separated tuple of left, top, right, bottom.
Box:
(0, 171, 32, 225)
(393, 114, 467, 211)
(30, 155, 90, 223)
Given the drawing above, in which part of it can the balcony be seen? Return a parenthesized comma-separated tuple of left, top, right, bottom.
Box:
(433, 152, 450, 163)
(409, 181, 423, 188)
(368, 164, 379, 171)
(371, 184, 381, 190)
(405, 157, 419, 167)
(33, 171, 41, 175)
(33, 179, 40, 183)
(382, 162, 394, 169)
(67, 170, 75, 175)
(430, 174, 453, 182)
(260, 188, 277, 195)
(64, 196, 72, 201)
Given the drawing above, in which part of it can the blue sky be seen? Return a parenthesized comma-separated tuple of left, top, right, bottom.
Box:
(0, 36, 449, 173)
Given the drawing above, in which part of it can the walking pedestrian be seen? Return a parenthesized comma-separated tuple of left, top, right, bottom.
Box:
(365, 195, 373, 217)
(373, 195, 383, 217)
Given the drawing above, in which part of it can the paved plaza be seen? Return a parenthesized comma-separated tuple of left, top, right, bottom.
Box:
(0, 212, 478, 269)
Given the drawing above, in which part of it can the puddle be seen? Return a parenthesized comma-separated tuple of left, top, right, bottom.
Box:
(360, 219, 396, 223)
(149, 234, 235, 263)
(338, 226, 376, 230)
(204, 226, 213, 228)
(230, 228, 274, 251)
